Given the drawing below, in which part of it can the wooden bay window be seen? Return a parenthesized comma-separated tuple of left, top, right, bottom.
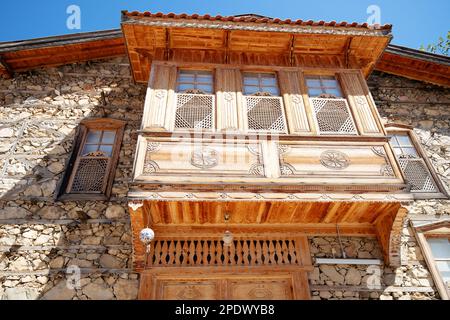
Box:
(386, 124, 448, 198)
(57, 118, 125, 200)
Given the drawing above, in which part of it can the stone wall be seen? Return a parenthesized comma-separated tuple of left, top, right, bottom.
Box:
(0, 57, 145, 299)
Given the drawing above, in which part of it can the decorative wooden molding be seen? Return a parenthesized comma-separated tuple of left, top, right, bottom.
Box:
(128, 201, 144, 212)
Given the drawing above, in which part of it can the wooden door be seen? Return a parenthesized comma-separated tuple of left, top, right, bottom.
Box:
(139, 269, 311, 300)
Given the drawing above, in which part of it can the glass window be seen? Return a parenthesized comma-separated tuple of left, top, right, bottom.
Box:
(82, 129, 116, 157)
(389, 134, 419, 158)
(306, 76, 343, 98)
(243, 73, 280, 96)
(428, 238, 450, 283)
(176, 70, 213, 94)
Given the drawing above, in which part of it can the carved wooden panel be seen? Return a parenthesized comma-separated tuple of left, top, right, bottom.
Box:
(140, 272, 309, 300)
(140, 139, 264, 177)
(216, 68, 241, 131)
(142, 64, 177, 130)
(278, 143, 397, 179)
(278, 70, 312, 134)
(160, 280, 220, 300)
(228, 278, 293, 300)
(339, 72, 383, 135)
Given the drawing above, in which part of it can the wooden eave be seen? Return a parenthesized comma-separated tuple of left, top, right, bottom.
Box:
(1, 28, 448, 88)
(0, 30, 125, 75)
(121, 14, 392, 83)
(376, 45, 450, 87)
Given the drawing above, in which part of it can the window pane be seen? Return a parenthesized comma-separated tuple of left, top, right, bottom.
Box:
(402, 147, 418, 157)
(178, 75, 195, 83)
(81, 144, 98, 156)
(436, 261, 450, 282)
(396, 135, 413, 146)
(322, 79, 339, 87)
(389, 136, 399, 146)
(197, 84, 213, 94)
(99, 145, 113, 157)
(244, 77, 258, 85)
(393, 148, 402, 156)
(429, 238, 450, 259)
(308, 88, 323, 97)
(177, 83, 193, 92)
(196, 73, 213, 80)
(325, 88, 343, 97)
(265, 86, 280, 96)
(306, 79, 321, 87)
(244, 86, 259, 95)
(101, 131, 116, 144)
(261, 76, 277, 86)
(86, 130, 101, 144)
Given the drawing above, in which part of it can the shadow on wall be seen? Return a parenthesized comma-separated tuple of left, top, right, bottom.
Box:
(0, 57, 145, 300)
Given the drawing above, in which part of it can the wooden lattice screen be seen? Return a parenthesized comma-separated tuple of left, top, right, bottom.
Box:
(310, 98, 357, 135)
(245, 96, 287, 132)
(146, 238, 306, 267)
(399, 158, 438, 192)
(174, 93, 215, 129)
(70, 156, 110, 192)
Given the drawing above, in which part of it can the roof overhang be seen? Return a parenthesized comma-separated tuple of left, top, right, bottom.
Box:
(121, 11, 392, 83)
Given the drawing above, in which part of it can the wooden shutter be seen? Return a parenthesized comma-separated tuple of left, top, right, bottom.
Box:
(58, 119, 125, 201)
(142, 63, 177, 131)
(215, 67, 240, 131)
(278, 70, 314, 134)
(339, 71, 384, 135)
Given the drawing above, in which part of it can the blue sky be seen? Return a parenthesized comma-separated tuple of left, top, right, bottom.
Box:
(0, 0, 448, 49)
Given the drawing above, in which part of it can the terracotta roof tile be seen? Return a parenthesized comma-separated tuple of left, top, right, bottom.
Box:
(121, 11, 392, 30)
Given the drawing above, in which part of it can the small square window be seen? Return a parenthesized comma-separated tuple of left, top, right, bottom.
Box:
(243, 73, 280, 96)
(176, 70, 214, 94)
(306, 76, 343, 98)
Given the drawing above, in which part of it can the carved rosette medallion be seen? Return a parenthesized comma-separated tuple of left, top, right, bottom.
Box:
(320, 150, 350, 170)
(176, 286, 202, 300)
(223, 92, 234, 101)
(190, 147, 219, 169)
(248, 284, 273, 299)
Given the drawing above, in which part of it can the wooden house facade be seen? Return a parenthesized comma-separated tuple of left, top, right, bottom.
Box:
(0, 11, 449, 300)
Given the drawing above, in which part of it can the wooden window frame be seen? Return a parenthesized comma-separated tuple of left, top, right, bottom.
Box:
(304, 75, 343, 98)
(57, 118, 125, 201)
(242, 72, 281, 96)
(176, 69, 214, 94)
(413, 220, 450, 300)
(386, 123, 449, 199)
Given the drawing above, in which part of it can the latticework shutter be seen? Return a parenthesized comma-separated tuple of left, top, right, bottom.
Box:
(71, 157, 110, 192)
(311, 98, 357, 134)
(399, 158, 438, 192)
(245, 96, 287, 132)
(174, 94, 215, 129)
